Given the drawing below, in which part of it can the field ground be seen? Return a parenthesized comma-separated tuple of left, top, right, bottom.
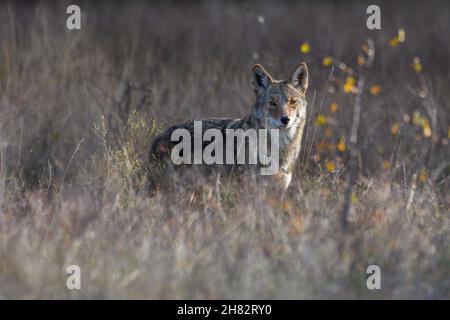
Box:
(0, 0, 449, 298)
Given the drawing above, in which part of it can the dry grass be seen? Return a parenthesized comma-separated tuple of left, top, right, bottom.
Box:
(0, 0, 449, 299)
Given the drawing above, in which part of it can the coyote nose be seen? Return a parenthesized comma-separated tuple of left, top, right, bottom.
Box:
(280, 116, 290, 125)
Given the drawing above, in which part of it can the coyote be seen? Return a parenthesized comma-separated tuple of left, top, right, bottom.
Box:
(148, 63, 309, 195)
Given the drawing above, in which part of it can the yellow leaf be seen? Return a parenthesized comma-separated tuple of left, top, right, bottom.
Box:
(343, 83, 353, 93)
(369, 84, 382, 96)
(383, 160, 391, 169)
(343, 76, 357, 93)
(330, 102, 338, 113)
(412, 57, 423, 73)
(389, 37, 400, 47)
(325, 161, 336, 172)
(315, 115, 327, 126)
(391, 122, 400, 135)
(346, 76, 356, 85)
(357, 55, 365, 66)
(300, 42, 310, 54)
(423, 122, 432, 138)
(337, 139, 346, 152)
(322, 56, 333, 66)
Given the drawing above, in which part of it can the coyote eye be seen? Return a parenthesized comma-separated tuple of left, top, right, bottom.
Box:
(290, 98, 298, 105)
(268, 101, 277, 108)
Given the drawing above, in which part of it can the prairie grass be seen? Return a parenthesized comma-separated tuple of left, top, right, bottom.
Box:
(0, 0, 449, 299)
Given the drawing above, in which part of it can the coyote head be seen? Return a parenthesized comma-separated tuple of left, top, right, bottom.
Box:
(251, 63, 308, 129)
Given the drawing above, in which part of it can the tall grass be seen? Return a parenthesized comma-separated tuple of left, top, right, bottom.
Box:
(0, 0, 448, 299)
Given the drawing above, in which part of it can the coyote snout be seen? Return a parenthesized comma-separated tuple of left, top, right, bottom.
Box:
(148, 63, 309, 195)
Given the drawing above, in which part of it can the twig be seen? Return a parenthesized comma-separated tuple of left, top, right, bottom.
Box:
(62, 138, 86, 185)
(340, 38, 375, 231)
(406, 173, 417, 213)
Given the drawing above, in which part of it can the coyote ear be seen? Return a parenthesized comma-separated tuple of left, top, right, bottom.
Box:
(251, 64, 273, 95)
(290, 63, 308, 93)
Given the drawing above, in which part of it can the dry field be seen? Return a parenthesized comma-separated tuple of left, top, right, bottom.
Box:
(0, 0, 449, 299)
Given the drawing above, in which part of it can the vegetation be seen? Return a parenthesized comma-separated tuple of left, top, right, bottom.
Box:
(0, 1, 448, 299)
